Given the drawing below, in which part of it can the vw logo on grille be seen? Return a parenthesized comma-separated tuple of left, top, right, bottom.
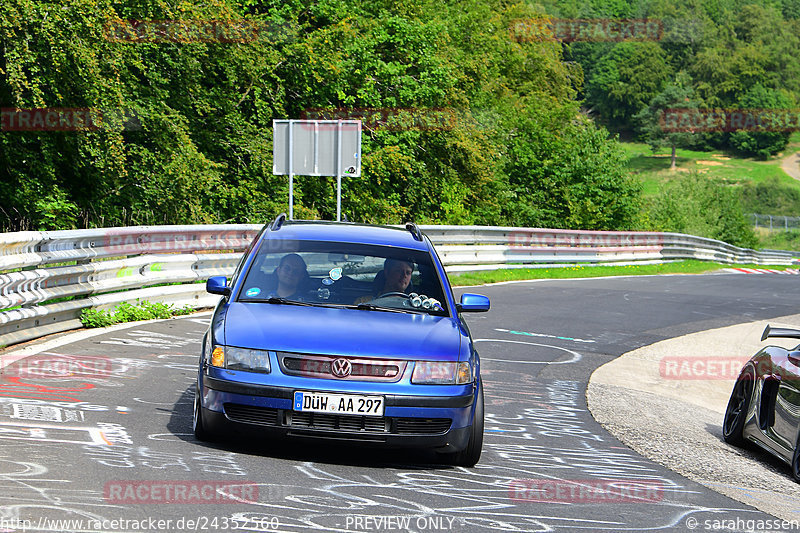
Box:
(331, 358, 352, 378)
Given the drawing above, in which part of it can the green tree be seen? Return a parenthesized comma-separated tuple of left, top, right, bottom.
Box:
(634, 72, 702, 170)
(502, 109, 642, 230)
(585, 42, 673, 129)
(0, 0, 289, 229)
(0, 0, 644, 232)
(729, 84, 793, 159)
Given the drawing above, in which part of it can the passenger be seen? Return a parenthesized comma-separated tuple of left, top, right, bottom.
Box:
(245, 253, 309, 300)
(272, 253, 309, 298)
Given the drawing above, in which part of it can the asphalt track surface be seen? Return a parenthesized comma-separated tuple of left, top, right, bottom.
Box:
(1, 273, 799, 533)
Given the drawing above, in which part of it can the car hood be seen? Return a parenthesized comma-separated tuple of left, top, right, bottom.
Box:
(222, 302, 463, 361)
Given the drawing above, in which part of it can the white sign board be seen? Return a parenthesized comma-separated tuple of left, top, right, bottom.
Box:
(273, 120, 361, 177)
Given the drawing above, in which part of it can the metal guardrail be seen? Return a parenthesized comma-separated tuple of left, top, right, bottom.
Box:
(424, 226, 798, 270)
(1, 224, 797, 349)
(0, 226, 259, 348)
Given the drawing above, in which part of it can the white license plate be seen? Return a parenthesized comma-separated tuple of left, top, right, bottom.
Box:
(293, 391, 384, 417)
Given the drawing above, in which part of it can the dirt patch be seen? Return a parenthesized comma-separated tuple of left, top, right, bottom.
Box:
(697, 160, 724, 166)
(781, 150, 800, 181)
(673, 167, 707, 173)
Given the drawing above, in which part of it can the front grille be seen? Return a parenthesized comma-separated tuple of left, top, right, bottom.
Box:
(224, 404, 279, 426)
(222, 403, 451, 436)
(279, 353, 406, 382)
(291, 412, 388, 432)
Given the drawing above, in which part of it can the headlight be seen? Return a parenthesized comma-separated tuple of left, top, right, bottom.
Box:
(203, 332, 213, 363)
(209, 345, 271, 374)
(412, 361, 472, 384)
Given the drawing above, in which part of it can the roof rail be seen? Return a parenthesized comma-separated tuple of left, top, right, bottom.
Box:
(271, 213, 287, 231)
(405, 222, 423, 241)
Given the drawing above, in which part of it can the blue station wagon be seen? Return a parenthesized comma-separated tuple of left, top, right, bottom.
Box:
(193, 216, 490, 466)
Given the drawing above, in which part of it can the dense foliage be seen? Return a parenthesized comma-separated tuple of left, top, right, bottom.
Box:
(646, 173, 757, 248)
(2, 0, 797, 245)
(0, 0, 640, 231)
(555, 0, 800, 157)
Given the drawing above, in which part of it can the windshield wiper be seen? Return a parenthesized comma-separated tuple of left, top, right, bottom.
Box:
(352, 302, 408, 313)
(357, 303, 447, 316)
(245, 297, 317, 307)
(243, 298, 446, 315)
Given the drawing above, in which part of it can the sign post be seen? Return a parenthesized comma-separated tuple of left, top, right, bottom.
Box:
(273, 119, 361, 221)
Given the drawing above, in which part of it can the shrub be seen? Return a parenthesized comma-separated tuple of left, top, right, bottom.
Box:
(646, 173, 758, 248)
(79, 308, 119, 328)
(80, 301, 196, 328)
(741, 177, 800, 216)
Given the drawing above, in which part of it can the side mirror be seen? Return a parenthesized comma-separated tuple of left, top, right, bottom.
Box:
(457, 293, 490, 313)
(206, 276, 230, 296)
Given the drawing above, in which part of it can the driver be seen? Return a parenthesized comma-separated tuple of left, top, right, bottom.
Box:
(381, 258, 414, 294)
(355, 258, 414, 304)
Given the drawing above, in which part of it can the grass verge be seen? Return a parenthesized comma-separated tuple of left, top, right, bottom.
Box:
(448, 260, 797, 286)
(754, 228, 800, 252)
(621, 141, 800, 197)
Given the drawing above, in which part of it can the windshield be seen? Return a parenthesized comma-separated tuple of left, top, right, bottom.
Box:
(237, 240, 449, 315)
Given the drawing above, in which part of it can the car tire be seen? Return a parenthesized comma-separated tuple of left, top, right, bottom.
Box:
(723, 365, 755, 447)
(441, 383, 484, 467)
(193, 385, 214, 442)
(792, 435, 800, 482)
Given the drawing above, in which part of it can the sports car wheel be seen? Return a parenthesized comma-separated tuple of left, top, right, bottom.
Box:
(193, 385, 214, 442)
(792, 436, 800, 482)
(441, 383, 484, 467)
(723, 365, 755, 446)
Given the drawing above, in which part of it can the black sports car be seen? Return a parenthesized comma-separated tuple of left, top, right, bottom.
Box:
(724, 325, 800, 479)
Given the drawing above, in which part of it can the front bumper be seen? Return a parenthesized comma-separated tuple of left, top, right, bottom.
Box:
(199, 373, 476, 452)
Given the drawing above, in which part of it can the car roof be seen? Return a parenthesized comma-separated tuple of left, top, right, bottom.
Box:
(262, 220, 430, 251)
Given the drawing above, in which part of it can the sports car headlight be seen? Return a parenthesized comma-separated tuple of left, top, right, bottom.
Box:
(412, 361, 472, 384)
(209, 345, 271, 373)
